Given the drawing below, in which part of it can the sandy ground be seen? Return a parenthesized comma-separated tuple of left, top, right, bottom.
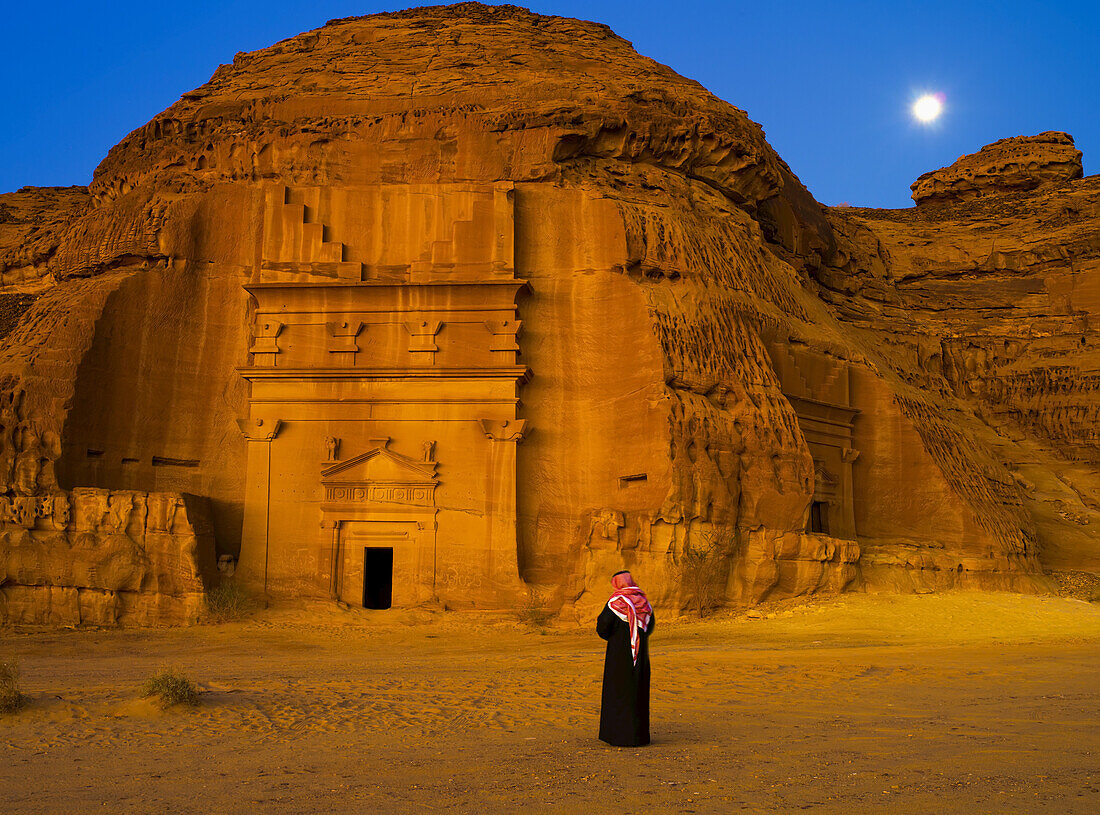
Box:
(3, 592, 1100, 814)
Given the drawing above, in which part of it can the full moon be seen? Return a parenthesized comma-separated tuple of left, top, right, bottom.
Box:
(912, 93, 944, 123)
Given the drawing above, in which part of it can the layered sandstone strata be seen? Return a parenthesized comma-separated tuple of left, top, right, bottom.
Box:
(911, 132, 1083, 205)
(0, 3, 1095, 623)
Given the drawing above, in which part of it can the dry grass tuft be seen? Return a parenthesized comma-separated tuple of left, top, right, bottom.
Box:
(0, 659, 25, 713)
(517, 590, 555, 631)
(142, 669, 200, 708)
(205, 580, 255, 623)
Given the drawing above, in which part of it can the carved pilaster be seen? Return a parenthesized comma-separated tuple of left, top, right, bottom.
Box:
(249, 321, 284, 367)
(477, 417, 526, 593)
(404, 320, 443, 365)
(326, 321, 364, 365)
(235, 416, 282, 592)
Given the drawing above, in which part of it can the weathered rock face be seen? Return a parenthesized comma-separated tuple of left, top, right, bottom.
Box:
(0, 489, 215, 625)
(818, 167, 1100, 588)
(911, 132, 1083, 205)
(1, 3, 1095, 622)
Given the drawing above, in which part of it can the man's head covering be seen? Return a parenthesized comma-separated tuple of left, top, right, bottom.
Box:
(607, 571, 653, 666)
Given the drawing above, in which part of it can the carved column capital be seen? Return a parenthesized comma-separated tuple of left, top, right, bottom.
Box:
(249, 320, 284, 366)
(405, 320, 444, 365)
(237, 418, 283, 441)
(326, 321, 364, 358)
(479, 418, 527, 442)
(485, 320, 521, 349)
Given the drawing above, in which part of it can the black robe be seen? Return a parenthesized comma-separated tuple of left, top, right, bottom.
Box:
(596, 604, 655, 747)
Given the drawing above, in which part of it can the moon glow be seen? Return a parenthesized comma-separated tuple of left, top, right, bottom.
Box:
(912, 93, 945, 123)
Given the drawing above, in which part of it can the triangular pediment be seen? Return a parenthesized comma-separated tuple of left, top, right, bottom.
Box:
(813, 460, 839, 487)
(322, 448, 437, 483)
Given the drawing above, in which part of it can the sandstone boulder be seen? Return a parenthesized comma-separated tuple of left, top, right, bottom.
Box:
(911, 131, 1083, 205)
(0, 490, 215, 626)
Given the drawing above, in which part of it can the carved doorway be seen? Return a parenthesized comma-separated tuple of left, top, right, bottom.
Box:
(809, 500, 830, 535)
(363, 547, 393, 609)
(321, 440, 440, 607)
(336, 523, 413, 607)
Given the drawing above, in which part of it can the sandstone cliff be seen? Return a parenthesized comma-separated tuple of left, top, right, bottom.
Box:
(0, 3, 1096, 623)
(820, 161, 1100, 585)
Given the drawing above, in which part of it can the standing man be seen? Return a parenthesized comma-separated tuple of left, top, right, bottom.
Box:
(596, 570, 655, 746)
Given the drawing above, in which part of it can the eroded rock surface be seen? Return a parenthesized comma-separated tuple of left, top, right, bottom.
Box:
(819, 168, 1100, 588)
(1, 3, 1096, 623)
(911, 131, 1083, 205)
(0, 489, 215, 625)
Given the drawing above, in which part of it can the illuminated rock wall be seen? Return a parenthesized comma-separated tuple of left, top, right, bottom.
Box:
(0, 489, 215, 625)
(1, 4, 1093, 623)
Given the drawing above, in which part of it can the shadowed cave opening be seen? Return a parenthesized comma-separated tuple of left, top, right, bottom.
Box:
(809, 501, 830, 535)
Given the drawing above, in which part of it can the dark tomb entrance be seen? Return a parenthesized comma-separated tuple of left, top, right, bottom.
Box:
(809, 501, 830, 535)
(363, 547, 393, 609)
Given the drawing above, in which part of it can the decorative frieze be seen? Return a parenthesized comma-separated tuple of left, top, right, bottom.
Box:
(324, 484, 436, 506)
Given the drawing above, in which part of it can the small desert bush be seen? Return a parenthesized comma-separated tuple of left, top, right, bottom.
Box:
(675, 527, 737, 617)
(517, 590, 555, 630)
(142, 669, 200, 708)
(0, 660, 24, 713)
(205, 579, 254, 623)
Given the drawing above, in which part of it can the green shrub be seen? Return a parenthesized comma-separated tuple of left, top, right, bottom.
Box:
(0, 660, 24, 713)
(142, 669, 200, 708)
(205, 579, 254, 623)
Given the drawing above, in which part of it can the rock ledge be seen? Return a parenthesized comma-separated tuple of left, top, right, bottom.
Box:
(911, 131, 1083, 205)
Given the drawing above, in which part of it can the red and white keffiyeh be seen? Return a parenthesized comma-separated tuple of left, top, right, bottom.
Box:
(607, 571, 653, 666)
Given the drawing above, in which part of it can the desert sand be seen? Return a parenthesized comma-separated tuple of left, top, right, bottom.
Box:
(3, 592, 1099, 814)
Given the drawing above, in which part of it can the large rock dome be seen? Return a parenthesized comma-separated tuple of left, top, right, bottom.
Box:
(93, 3, 786, 205)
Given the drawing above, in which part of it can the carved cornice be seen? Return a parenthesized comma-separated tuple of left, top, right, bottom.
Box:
(784, 393, 861, 424)
(237, 366, 530, 382)
(246, 280, 530, 292)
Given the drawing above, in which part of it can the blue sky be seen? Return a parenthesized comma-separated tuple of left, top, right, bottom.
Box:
(3, 1, 1096, 207)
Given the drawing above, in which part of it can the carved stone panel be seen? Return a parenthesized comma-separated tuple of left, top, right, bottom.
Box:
(249, 320, 284, 366)
(320, 444, 439, 519)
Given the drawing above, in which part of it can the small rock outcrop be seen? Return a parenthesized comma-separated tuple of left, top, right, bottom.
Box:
(911, 131, 1083, 205)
